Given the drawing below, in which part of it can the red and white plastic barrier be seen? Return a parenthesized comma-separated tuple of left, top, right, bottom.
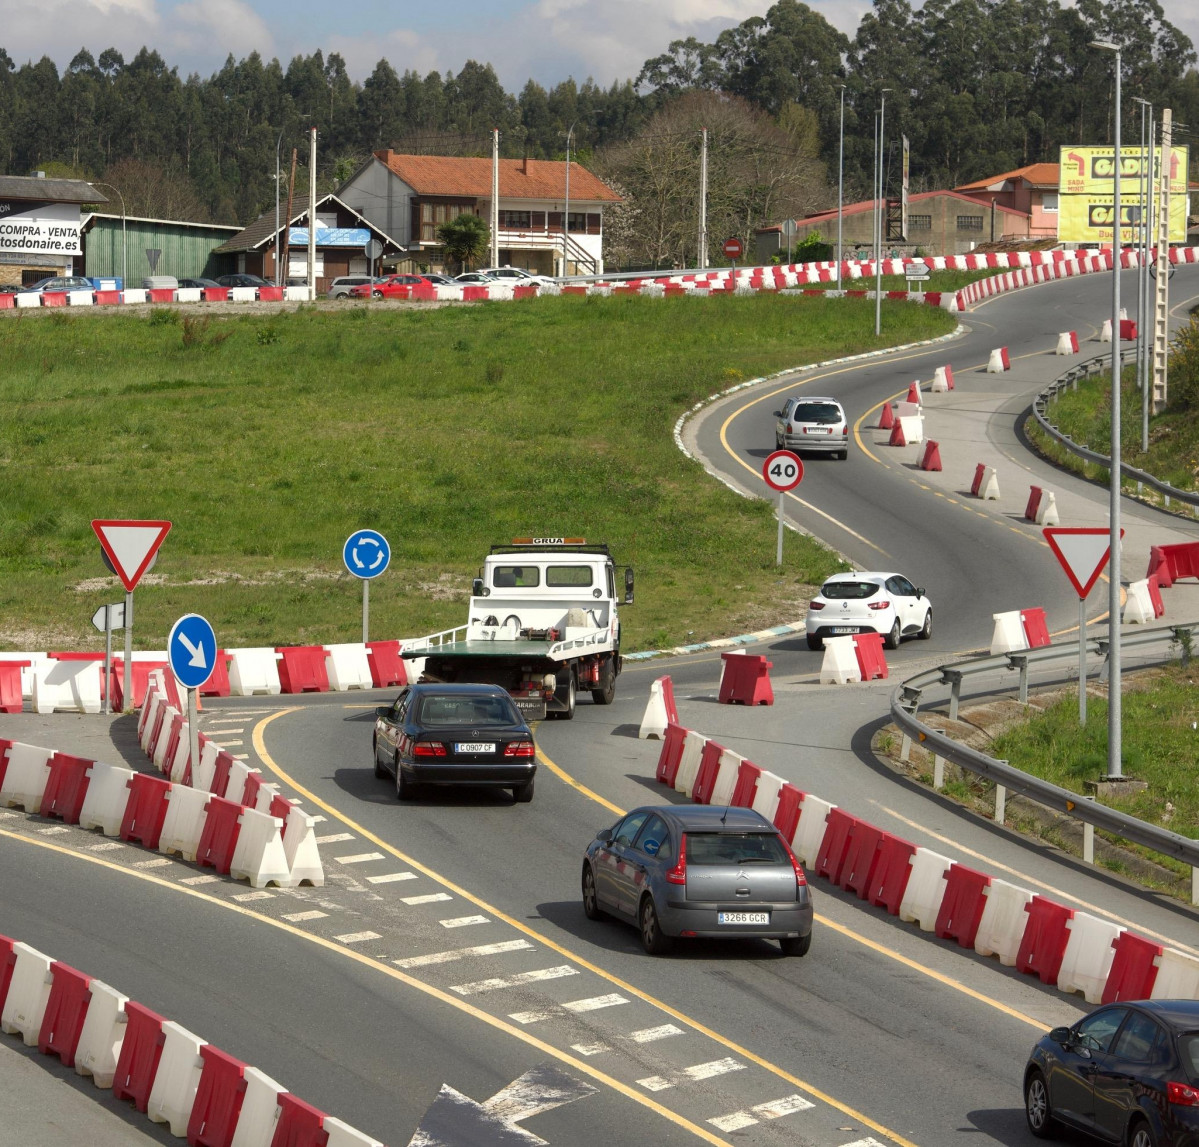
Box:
(1056, 331, 1080, 355)
(986, 346, 1011, 373)
(639, 674, 679, 739)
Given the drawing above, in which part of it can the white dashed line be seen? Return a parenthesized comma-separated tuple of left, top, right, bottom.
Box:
(133, 858, 172, 869)
(89, 842, 123, 851)
(335, 931, 382, 945)
(450, 965, 579, 996)
(180, 874, 221, 885)
(509, 1010, 555, 1025)
(283, 910, 328, 922)
(402, 893, 452, 905)
(440, 915, 489, 928)
(563, 994, 627, 1014)
(394, 939, 532, 969)
(315, 833, 355, 844)
(365, 872, 417, 884)
(570, 1043, 610, 1057)
(212, 740, 244, 747)
(637, 1058, 746, 1091)
(233, 891, 274, 902)
(335, 852, 385, 865)
(38, 826, 69, 835)
(709, 1094, 815, 1132)
(628, 1024, 685, 1043)
(311, 815, 327, 823)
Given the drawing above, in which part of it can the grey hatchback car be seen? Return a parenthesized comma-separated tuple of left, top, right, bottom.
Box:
(582, 805, 813, 956)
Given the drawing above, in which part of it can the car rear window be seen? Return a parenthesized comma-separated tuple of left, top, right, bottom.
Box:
(686, 832, 788, 866)
(416, 695, 518, 727)
(791, 403, 843, 424)
(821, 580, 879, 600)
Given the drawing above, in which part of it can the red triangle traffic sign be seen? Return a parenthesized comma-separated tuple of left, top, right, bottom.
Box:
(1043, 527, 1122, 599)
(91, 519, 172, 592)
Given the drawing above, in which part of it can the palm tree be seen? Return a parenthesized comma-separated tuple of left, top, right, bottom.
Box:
(437, 213, 490, 272)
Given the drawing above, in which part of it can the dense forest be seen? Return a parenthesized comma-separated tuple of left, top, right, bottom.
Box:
(1, 0, 1196, 256)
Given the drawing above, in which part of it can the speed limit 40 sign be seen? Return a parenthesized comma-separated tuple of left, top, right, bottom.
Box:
(763, 449, 804, 492)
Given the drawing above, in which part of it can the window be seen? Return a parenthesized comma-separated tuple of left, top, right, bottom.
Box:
(633, 815, 669, 858)
(908, 214, 932, 230)
(886, 576, 917, 597)
(546, 565, 593, 588)
(820, 580, 879, 600)
(1042, 192, 1059, 213)
(1074, 1008, 1128, 1054)
(499, 210, 531, 229)
(957, 215, 984, 231)
(789, 401, 843, 424)
(687, 833, 789, 865)
(613, 811, 650, 847)
(492, 565, 540, 588)
(1112, 1012, 1163, 1063)
(566, 212, 586, 233)
(419, 201, 475, 243)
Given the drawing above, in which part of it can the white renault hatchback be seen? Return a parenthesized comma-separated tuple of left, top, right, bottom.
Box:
(805, 571, 932, 651)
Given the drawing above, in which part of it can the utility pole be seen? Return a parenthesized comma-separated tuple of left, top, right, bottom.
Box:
(491, 128, 500, 268)
(283, 149, 297, 284)
(698, 128, 709, 269)
(837, 85, 846, 290)
(1151, 108, 1172, 413)
(875, 89, 890, 337)
(563, 122, 575, 277)
(307, 125, 317, 301)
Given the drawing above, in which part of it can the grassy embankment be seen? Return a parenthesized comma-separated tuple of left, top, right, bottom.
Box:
(0, 292, 955, 653)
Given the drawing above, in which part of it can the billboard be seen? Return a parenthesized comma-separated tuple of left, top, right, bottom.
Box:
(1057, 145, 1190, 243)
(0, 200, 82, 256)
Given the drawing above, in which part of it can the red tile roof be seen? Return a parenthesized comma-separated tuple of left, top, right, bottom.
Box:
(761, 189, 1028, 231)
(956, 163, 1060, 191)
(373, 151, 621, 202)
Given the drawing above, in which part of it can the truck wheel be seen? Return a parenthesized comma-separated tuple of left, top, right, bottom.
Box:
(553, 669, 576, 719)
(591, 661, 616, 705)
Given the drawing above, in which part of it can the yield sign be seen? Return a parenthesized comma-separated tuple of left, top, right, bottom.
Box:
(1043, 527, 1123, 598)
(91, 519, 172, 592)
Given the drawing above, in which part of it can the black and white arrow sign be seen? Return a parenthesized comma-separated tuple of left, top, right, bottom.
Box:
(407, 1064, 597, 1146)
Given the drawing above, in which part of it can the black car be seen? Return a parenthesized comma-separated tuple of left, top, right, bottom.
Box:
(215, 274, 270, 288)
(1025, 999, 1199, 1147)
(178, 278, 221, 289)
(372, 683, 536, 802)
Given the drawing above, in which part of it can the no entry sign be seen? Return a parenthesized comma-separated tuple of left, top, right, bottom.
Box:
(722, 237, 744, 259)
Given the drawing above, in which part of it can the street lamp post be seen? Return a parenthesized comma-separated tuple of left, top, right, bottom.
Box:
(275, 127, 285, 286)
(1132, 97, 1154, 453)
(874, 88, 891, 338)
(90, 181, 126, 288)
(563, 122, 576, 278)
(837, 84, 846, 290)
(1092, 38, 1124, 781)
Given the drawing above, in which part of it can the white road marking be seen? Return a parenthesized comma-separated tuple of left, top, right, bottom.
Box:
(570, 1043, 610, 1057)
(563, 994, 628, 1013)
(38, 826, 69, 835)
(311, 815, 326, 823)
(394, 939, 533, 969)
(335, 852, 385, 865)
(180, 874, 221, 885)
(365, 871, 417, 884)
(402, 892, 452, 905)
(233, 891, 274, 902)
(450, 966, 579, 996)
(232, 754, 248, 760)
(133, 858, 172, 869)
(89, 842, 123, 851)
(841, 1139, 890, 1147)
(212, 740, 244, 747)
(637, 1058, 746, 1091)
(709, 1094, 816, 1131)
(628, 1024, 685, 1043)
(335, 931, 382, 944)
(283, 910, 328, 922)
(509, 1010, 555, 1025)
(441, 915, 489, 928)
(315, 833, 355, 844)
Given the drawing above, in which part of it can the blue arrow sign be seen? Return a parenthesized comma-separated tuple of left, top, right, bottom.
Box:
(343, 529, 391, 580)
(167, 613, 217, 690)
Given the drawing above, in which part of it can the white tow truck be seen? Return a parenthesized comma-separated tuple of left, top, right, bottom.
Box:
(401, 539, 633, 720)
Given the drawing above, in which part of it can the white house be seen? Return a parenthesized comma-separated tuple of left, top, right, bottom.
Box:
(340, 150, 621, 276)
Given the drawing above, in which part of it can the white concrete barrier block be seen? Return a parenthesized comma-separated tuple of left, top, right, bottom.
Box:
(230, 1067, 288, 1147)
(709, 750, 743, 807)
(225, 760, 258, 805)
(159, 783, 211, 862)
(79, 762, 137, 836)
(283, 285, 308, 301)
(1123, 580, 1154, 625)
(981, 467, 1000, 500)
(1099, 318, 1113, 343)
(227, 648, 282, 696)
(254, 781, 282, 815)
(673, 732, 707, 797)
(1035, 491, 1060, 527)
(1057, 913, 1122, 1003)
(898, 415, 924, 445)
(176, 287, 201, 303)
(750, 771, 785, 823)
(146, 1021, 207, 1135)
(168, 723, 191, 783)
(638, 678, 670, 740)
(282, 804, 324, 887)
(152, 707, 181, 772)
(1056, 331, 1076, 355)
(324, 643, 373, 691)
(194, 738, 221, 793)
(68, 290, 94, 306)
(990, 610, 1029, 655)
(974, 878, 1034, 966)
(137, 689, 161, 748)
(0, 943, 54, 1045)
(74, 979, 128, 1088)
(791, 795, 835, 865)
(229, 286, 257, 302)
(987, 347, 1006, 372)
(820, 636, 861, 684)
(0, 741, 53, 812)
(930, 367, 949, 393)
(15, 292, 41, 308)
(323, 1117, 386, 1147)
(898, 847, 953, 931)
(121, 289, 147, 305)
(1151, 947, 1199, 999)
(230, 807, 291, 888)
(32, 658, 102, 714)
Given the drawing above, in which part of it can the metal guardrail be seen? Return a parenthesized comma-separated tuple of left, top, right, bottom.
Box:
(889, 623, 1199, 871)
(1032, 351, 1199, 511)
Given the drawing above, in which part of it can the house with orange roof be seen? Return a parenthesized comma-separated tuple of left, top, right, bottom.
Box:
(954, 163, 1061, 240)
(340, 151, 622, 276)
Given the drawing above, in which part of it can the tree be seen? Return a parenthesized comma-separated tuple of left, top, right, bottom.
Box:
(437, 212, 489, 271)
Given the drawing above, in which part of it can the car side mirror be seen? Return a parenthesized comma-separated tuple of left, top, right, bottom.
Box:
(375, 706, 391, 718)
(1049, 1026, 1071, 1046)
(624, 567, 634, 605)
(472, 578, 484, 596)
(595, 828, 613, 843)
(916, 587, 926, 598)
(773, 410, 782, 418)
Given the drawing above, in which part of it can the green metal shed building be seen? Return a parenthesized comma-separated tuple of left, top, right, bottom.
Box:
(79, 213, 242, 284)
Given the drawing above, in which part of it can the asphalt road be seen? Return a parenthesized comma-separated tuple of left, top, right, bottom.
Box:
(4, 266, 1199, 1147)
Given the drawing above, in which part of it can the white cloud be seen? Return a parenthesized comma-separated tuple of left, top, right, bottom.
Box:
(0, 0, 161, 65)
(324, 27, 440, 84)
(170, 0, 274, 60)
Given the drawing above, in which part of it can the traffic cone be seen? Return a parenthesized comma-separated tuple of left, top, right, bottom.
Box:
(906, 380, 921, 406)
(878, 402, 894, 430)
(889, 420, 907, 447)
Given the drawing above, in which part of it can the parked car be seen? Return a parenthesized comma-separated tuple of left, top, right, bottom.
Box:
(215, 273, 270, 288)
(805, 571, 932, 651)
(582, 805, 814, 956)
(455, 271, 500, 285)
(774, 396, 850, 459)
(350, 274, 441, 300)
(0, 283, 22, 294)
(18, 275, 94, 293)
(141, 276, 179, 291)
(1025, 999, 1199, 1147)
(372, 683, 536, 802)
(479, 266, 556, 287)
(178, 278, 221, 289)
(326, 275, 377, 300)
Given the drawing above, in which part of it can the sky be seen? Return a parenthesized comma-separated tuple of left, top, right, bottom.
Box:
(1, 0, 1197, 94)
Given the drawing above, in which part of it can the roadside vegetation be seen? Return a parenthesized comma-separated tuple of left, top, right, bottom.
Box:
(0, 293, 955, 652)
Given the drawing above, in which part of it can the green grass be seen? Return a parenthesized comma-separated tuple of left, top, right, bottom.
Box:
(0, 294, 954, 652)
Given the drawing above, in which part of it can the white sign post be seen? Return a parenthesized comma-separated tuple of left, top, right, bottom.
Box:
(91, 602, 126, 716)
(762, 450, 804, 566)
(1044, 527, 1122, 725)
